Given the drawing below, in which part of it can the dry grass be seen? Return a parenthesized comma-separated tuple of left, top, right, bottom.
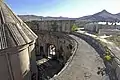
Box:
(105, 35, 120, 47)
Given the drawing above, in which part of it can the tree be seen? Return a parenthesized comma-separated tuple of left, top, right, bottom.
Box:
(71, 24, 78, 32)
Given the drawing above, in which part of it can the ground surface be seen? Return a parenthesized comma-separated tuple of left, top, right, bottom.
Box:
(37, 59, 63, 80)
(105, 35, 120, 47)
(53, 35, 109, 80)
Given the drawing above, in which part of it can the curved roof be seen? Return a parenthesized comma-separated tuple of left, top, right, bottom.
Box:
(0, 1, 38, 50)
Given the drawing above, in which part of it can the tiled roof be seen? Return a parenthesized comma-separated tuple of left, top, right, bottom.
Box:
(0, 2, 38, 50)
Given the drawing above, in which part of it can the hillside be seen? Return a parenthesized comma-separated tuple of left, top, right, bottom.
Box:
(18, 15, 77, 21)
(77, 10, 120, 22)
(18, 10, 120, 22)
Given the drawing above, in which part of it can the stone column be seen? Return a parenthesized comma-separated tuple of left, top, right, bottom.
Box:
(28, 40, 38, 80)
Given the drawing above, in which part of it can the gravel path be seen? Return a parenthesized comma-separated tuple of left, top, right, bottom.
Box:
(53, 35, 109, 80)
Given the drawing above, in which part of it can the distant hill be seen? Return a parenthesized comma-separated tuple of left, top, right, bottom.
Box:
(18, 15, 43, 21)
(115, 13, 120, 19)
(77, 10, 120, 22)
(18, 10, 120, 22)
(18, 15, 77, 21)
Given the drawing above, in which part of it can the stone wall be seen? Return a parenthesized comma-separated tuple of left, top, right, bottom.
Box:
(35, 31, 76, 64)
(25, 20, 75, 33)
(71, 32, 105, 57)
(25, 20, 78, 79)
(50, 35, 78, 79)
(0, 41, 37, 80)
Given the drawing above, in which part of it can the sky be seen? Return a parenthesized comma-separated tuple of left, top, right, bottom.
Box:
(5, 0, 120, 18)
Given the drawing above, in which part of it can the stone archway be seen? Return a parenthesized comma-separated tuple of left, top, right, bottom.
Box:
(47, 44, 56, 59)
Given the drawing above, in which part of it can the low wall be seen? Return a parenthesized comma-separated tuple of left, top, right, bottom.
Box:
(50, 35, 78, 80)
(71, 32, 120, 80)
(71, 32, 105, 57)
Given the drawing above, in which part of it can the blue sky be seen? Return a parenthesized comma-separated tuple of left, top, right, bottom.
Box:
(5, 0, 120, 18)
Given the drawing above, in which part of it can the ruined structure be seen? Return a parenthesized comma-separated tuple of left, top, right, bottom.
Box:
(27, 22, 76, 79)
(0, 0, 38, 80)
(25, 20, 76, 65)
(19, 14, 76, 80)
(26, 20, 75, 33)
(0, 0, 77, 80)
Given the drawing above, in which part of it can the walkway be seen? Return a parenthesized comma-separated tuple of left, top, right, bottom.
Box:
(77, 30, 120, 63)
(53, 35, 109, 80)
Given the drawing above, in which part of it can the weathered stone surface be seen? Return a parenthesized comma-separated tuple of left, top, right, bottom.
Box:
(0, 1, 38, 80)
(0, 1, 37, 50)
(25, 20, 75, 33)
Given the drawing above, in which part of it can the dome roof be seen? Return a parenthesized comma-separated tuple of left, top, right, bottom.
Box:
(0, 1, 38, 50)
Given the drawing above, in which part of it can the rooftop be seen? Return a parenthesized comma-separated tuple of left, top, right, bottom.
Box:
(0, 1, 37, 50)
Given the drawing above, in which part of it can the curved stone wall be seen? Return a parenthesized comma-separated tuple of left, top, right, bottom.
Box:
(35, 31, 76, 64)
(0, 43, 36, 80)
(72, 32, 120, 80)
(25, 20, 76, 79)
(32, 31, 78, 79)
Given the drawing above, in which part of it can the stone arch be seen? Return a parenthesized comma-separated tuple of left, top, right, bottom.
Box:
(47, 44, 56, 59)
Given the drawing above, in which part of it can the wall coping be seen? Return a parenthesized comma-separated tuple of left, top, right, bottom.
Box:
(50, 35, 78, 80)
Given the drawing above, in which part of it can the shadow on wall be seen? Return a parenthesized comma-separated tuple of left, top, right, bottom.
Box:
(37, 59, 64, 80)
(34, 31, 74, 80)
(23, 71, 31, 80)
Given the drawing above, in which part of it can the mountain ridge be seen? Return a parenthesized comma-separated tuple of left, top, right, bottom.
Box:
(18, 10, 120, 22)
(78, 10, 120, 22)
(18, 15, 77, 21)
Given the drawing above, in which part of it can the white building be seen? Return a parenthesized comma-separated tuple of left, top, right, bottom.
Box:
(84, 22, 120, 34)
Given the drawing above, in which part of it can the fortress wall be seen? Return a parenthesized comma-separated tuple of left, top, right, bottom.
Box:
(25, 20, 75, 33)
(35, 31, 75, 64)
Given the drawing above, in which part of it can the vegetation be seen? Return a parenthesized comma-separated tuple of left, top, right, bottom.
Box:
(105, 35, 120, 47)
(71, 24, 78, 32)
(97, 40, 111, 55)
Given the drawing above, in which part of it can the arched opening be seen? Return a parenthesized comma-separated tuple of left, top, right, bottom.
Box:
(48, 44, 56, 59)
